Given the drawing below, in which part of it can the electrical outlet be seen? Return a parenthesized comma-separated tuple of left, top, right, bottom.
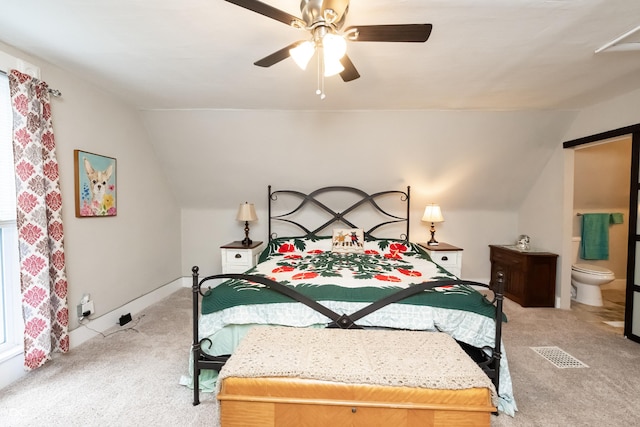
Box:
(82, 300, 94, 317)
(78, 300, 94, 320)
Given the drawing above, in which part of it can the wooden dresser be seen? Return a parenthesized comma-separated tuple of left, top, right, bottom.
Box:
(489, 245, 558, 307)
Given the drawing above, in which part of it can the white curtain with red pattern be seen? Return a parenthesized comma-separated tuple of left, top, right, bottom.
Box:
(9, 69, 69, 370)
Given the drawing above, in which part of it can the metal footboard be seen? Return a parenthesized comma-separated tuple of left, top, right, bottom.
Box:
(191, 266, 506, 406)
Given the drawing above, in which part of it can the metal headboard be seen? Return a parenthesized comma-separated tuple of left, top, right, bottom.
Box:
(268, 185, 410, 241)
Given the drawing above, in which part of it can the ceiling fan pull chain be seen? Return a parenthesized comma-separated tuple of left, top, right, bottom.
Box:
(316, 49, 321, 96)
(317, 46, 326, 99)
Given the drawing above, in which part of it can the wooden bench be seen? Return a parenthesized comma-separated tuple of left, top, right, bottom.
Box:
(217, 327, 496, 427)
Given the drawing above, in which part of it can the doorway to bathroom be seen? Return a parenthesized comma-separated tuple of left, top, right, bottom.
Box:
(571, 137, 631, 334)
(564, 123, 640, 344)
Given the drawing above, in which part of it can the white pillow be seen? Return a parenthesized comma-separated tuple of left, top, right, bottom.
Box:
(332, 228, 365, 254)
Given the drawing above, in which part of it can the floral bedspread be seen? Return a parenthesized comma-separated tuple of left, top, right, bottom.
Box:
(202, 237, 495, 319)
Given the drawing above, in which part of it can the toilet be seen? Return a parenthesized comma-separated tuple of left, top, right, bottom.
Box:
(571, 237, 615, 306)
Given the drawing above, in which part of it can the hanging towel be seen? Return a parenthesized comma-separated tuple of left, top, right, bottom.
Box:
(580, 213, 610, 260)
(610, 212, 624, 224)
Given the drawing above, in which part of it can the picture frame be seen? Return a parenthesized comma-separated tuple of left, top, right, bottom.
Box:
(74, 150, 117, 217)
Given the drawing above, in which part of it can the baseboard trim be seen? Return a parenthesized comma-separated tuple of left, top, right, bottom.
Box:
(0, 350, 25, 390)
(0, 277, 187, 390)
(605, 278, 626, 291)
(69, 277, 186, 348)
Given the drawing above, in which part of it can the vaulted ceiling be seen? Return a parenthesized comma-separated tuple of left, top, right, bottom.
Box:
(1, 0, 639, 111)
(1, 1, 639, 212)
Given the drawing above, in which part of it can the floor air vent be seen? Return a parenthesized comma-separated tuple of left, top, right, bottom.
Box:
(530, 346, 589, 368)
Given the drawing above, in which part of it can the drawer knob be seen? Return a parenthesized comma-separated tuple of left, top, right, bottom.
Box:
(441, 256, 448, 261)
(235, 253, 242, 259)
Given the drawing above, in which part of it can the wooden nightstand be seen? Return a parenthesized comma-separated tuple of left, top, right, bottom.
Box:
(220, 241, 264, 274)
(418, 242, 463, 277)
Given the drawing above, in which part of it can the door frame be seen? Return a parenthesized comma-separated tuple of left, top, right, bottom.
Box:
(564, 123, 640, 343)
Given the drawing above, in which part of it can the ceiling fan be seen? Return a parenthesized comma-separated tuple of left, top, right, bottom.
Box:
(223, 0, 433, 98)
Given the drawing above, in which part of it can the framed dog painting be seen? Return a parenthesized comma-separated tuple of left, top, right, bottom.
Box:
(74, 150, 117, 217)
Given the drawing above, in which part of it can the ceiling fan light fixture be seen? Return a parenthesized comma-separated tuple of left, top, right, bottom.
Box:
(322, 33, 347, 61)
(323, 56, 344, 77)
(224, 0, 434, 94)
(323, 8, 338, 25)
(290, 41, 316, 70)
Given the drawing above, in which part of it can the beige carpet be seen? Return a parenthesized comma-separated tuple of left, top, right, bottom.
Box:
(492, 297, 640, 427)
(1, 287, 639, 426)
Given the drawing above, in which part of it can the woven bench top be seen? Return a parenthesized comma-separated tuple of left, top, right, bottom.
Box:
(218, 326, 497, 405)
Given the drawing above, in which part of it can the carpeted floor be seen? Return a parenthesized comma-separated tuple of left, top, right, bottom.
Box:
(1, 287, 639, 426)
(492, 292, 640, 426)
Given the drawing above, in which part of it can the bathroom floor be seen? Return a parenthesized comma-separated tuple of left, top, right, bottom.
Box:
(571, 283, 626, 335)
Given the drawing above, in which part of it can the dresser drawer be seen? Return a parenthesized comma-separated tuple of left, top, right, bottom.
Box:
(490, 247, 522, 266)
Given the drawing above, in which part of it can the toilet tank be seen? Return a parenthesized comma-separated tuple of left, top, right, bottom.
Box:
(572, 236, 581, 263)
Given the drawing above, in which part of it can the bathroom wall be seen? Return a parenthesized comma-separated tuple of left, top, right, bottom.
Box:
(572, 137, 631, 281)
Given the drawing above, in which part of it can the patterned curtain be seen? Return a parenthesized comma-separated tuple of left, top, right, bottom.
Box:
(9, 70, 69, 370)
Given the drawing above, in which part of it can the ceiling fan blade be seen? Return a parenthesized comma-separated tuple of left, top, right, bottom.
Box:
(345, 24, 433, 42)
(224, 0, 301, 26)
(339, 55, 360, 82)
(254, 42, 303, 67)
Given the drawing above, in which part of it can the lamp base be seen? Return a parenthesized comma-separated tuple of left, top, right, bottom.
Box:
(242, 221, 252, 246)
(427, 223, 439, 245)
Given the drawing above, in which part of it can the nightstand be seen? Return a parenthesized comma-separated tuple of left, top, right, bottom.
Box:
(220, 241, 264, 274)
(418, 242, 463, 277)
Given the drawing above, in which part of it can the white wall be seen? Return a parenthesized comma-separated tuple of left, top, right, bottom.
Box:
(40, 60, 181, 329)
(518, 144, 569, 307)
(141, 109, 576, 212)
(564, 87, 640, 141)
(519, 87, 640, 309)
(145, 108, 574, 282)
(0, 43, 182, 341)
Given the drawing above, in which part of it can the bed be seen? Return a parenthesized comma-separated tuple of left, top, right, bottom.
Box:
(184, 186, 516, 416)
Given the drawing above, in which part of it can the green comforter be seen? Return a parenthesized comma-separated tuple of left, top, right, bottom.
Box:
(202, 237, 498, 320)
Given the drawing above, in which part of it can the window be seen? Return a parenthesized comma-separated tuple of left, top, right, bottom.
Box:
(0, 71, 22, 358)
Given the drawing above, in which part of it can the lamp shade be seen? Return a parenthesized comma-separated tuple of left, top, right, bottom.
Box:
(290, 40, 316, 70)
(236, 202, 257, 222)
(290, 34, 347, 76)
(421, 204, 444, 223)
(323, 33, 347, 60)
